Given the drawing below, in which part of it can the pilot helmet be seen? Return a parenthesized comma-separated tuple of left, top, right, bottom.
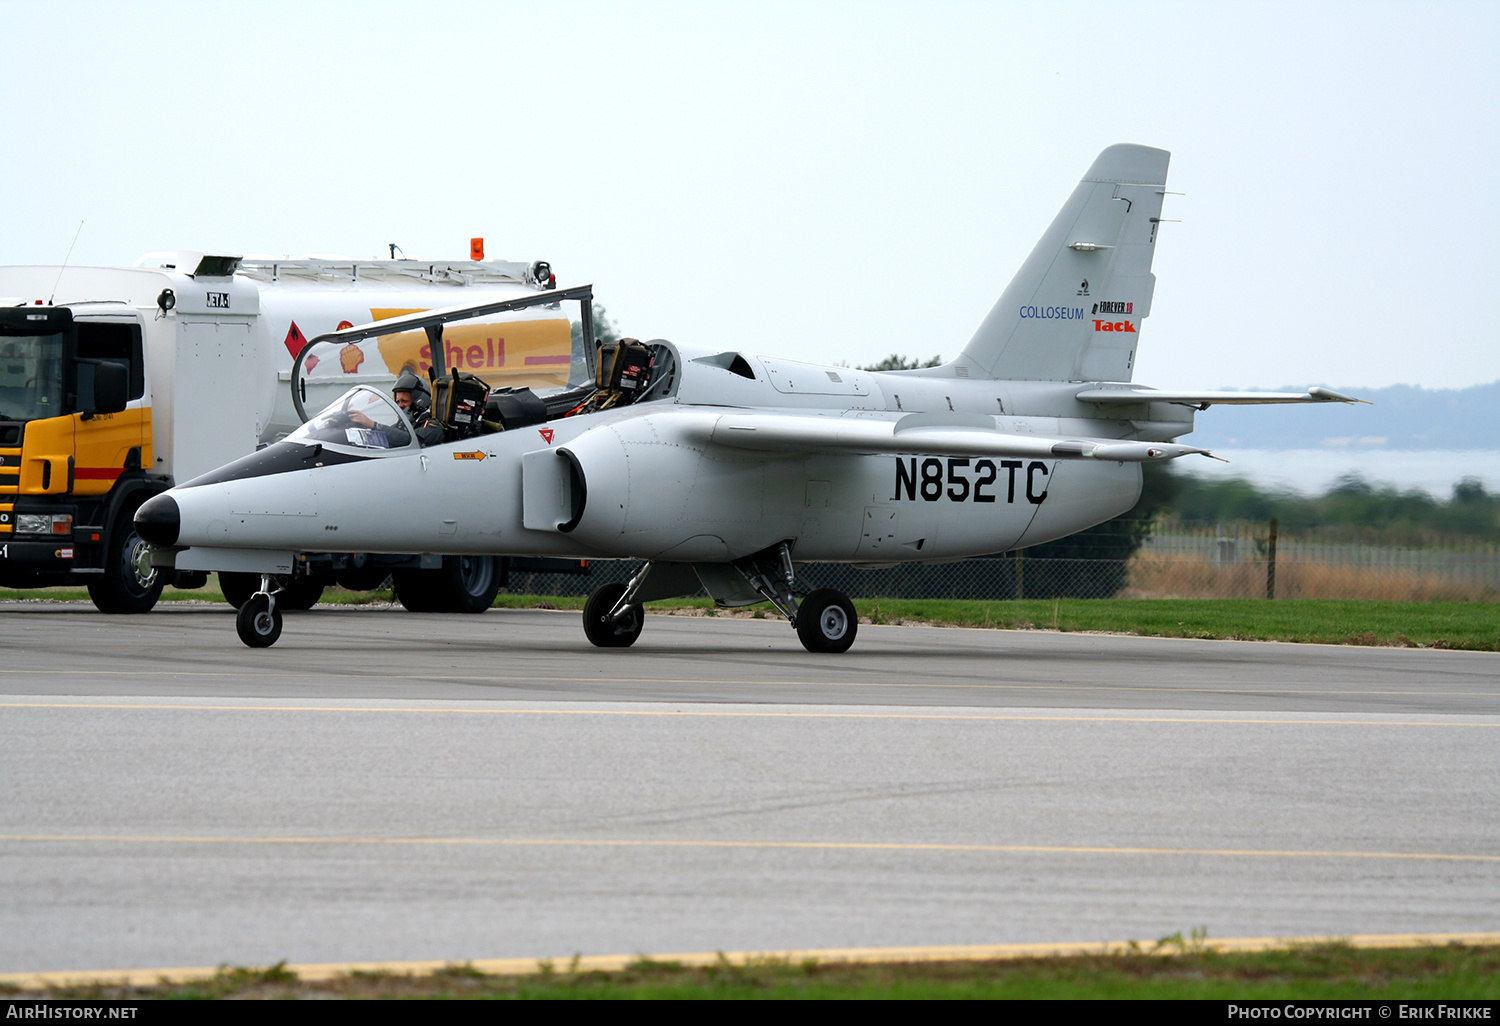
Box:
(392, 370, 431, 413)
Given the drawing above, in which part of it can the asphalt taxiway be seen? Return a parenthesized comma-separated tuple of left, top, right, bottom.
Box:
(2, 603, 1497, 975)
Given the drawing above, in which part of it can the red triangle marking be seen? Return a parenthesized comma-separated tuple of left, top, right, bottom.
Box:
(283, 321, 309, 357)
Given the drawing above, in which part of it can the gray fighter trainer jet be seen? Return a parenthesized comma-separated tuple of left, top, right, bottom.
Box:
(136, 144, 1360, 651)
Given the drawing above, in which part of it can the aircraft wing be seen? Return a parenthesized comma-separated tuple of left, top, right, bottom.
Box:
(696, 412, 1211, 462)
(1074, 386, 1365, 407)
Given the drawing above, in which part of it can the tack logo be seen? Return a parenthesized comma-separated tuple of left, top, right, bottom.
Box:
(1093, 319, 1136, 333)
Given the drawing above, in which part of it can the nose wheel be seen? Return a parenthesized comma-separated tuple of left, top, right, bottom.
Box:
(235, 581, 283, 648)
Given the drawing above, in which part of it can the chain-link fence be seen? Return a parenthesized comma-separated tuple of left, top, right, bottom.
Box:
(1128, 524, 1500, 601)
(505, 519, 1500, 603)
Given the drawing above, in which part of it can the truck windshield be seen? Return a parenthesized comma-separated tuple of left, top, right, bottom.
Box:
(0, 333, 66, 423)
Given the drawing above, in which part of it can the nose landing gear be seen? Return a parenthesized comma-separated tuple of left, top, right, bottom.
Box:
(235, 575, 284, 648)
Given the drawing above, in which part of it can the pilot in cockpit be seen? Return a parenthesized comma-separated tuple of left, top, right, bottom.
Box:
(348, 371, 445, 447)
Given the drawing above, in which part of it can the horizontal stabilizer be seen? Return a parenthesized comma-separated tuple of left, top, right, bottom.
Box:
(1075, 386, 1367, 407)
(698, 413, 1210, 463)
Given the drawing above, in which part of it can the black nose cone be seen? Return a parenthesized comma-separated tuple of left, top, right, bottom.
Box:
(135, 494, 180, 547)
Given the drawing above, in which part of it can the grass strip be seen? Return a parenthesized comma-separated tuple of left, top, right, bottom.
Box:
(847, 597, 1499, 651)
(10, 943, 1500, 1000)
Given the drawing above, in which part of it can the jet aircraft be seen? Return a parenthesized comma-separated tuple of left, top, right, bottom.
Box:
(136, 144, 1359, 651)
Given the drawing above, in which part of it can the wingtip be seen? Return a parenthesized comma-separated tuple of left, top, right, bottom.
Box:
(1308, 386, 1369, 405)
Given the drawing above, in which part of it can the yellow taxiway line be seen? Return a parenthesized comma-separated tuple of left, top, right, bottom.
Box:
(3, 833, 1497, 863)
(3, 700, 1498, 728)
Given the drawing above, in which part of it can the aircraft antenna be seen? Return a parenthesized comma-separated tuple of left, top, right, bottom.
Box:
(48, 221, 84, 306)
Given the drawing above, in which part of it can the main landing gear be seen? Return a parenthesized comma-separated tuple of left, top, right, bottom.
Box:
(235, 574, 284, 648)
(581, 543, 858, 654)
(582, 580, 645, 648)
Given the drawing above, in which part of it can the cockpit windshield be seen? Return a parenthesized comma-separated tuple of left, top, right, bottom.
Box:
(286, 387, 417, 450)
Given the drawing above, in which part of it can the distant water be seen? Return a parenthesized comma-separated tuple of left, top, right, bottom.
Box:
(1176, 449, 1500, 499)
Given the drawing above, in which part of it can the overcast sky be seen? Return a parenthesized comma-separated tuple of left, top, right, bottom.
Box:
(4, 0, 1496, 394)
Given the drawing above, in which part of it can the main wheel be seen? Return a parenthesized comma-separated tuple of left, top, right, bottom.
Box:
(235, 593, 283, 648)
(795, 588, 857, 653)
(582, 582, 643, 648)
(88, 506, 166, 614)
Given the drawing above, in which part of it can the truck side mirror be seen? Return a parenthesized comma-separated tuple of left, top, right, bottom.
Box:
(92, 360, 129, 415)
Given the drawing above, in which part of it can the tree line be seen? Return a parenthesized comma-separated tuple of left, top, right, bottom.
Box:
(1162, 468, 1499, 545)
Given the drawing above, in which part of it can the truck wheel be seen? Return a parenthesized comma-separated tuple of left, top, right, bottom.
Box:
(220, 572, 322, 610)
(335, 562, 390, 592)
(391, 569, 443, 612)
(87, 509, 166, 614)
(218, 572, 259, 610)
(438, 556, 501, 613)
(276, 577, 326, 611)
(795, 589, 857, 654)
(582, 582, 643, 648)
(392, 556, 501, 613)
(236, 593, 282, 648)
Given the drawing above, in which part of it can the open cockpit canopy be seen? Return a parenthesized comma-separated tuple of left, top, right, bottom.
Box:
(290, 287, 680, 435)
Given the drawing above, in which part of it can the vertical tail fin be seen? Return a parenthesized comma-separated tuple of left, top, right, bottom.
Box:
(955, 144, 1169, 382)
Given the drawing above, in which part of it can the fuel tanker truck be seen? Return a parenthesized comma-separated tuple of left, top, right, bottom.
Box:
(0, 247, 588, 613)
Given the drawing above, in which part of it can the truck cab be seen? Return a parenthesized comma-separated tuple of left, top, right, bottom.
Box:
(0, 302, 162, 610)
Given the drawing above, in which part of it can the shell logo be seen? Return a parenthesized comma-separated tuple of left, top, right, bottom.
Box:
(339, 344, 366, 373)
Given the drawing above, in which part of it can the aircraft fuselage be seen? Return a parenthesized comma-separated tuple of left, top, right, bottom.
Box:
(154, 351, 1167, 574)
